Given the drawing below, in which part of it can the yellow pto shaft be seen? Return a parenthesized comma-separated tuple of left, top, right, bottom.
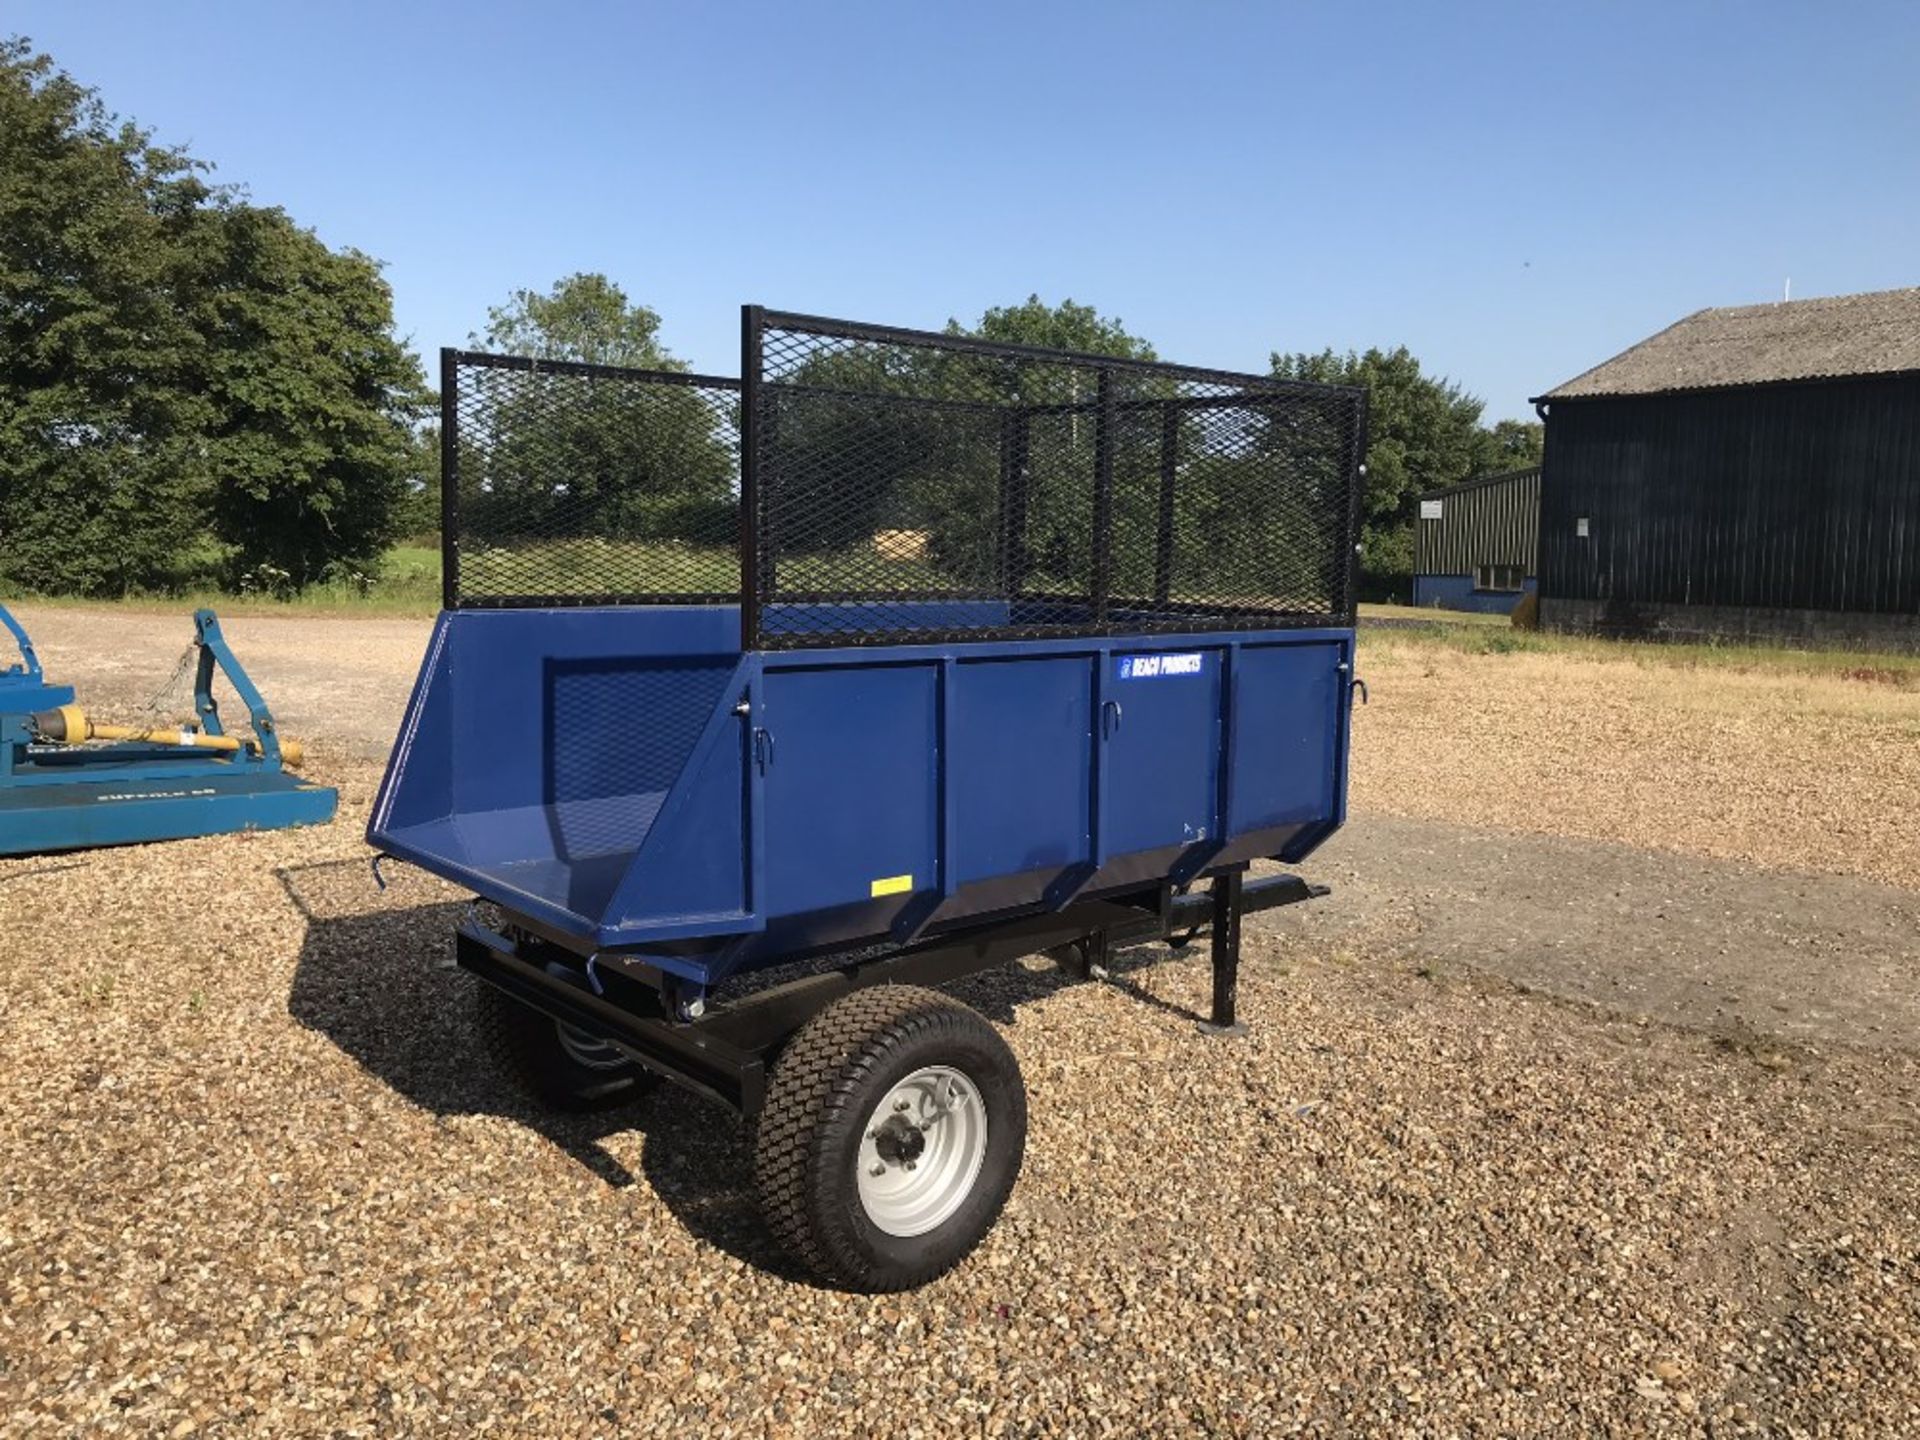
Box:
(30, 704, 305, 768)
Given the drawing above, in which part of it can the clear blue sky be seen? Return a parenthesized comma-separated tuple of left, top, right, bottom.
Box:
(13, 2, 1919, 420)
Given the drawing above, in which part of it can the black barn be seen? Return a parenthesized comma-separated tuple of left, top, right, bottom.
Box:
(1531, 287, 1920, 650)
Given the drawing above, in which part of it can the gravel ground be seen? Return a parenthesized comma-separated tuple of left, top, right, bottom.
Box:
(1351, 637, 1920, 893)
(3, 608, 1918, 1437)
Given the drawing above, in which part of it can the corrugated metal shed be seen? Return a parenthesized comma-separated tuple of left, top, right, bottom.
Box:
(1538, 373, 1920, 617)
(1414, 468, 1540, 577)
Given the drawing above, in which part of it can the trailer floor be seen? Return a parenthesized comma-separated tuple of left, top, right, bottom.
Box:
(3, 606, 1918, 1437)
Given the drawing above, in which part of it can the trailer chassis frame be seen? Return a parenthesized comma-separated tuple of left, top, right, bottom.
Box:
(456, 867, 1322, 1117)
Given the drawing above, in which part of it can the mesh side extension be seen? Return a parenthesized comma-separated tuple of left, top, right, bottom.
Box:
(744, 310, 1367, 648)
(443, 351, 742, 607)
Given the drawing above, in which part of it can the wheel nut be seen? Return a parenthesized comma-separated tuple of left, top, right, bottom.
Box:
(904, 1161, 917, 1172)
(870, 1163, 886, 1177)
(893, 1100, 910, 1112)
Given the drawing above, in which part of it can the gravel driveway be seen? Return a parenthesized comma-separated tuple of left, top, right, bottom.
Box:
(3, 606, 1917, 1436)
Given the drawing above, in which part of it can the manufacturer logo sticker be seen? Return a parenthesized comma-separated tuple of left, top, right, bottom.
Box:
(1116, 653, 1205, 681)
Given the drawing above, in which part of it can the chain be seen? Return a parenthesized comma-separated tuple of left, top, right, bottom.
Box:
(140, 641, 200, 719)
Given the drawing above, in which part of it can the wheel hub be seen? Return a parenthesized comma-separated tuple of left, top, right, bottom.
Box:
(873, 1116, 926, 1166)
(856, 1065, 988, 1238)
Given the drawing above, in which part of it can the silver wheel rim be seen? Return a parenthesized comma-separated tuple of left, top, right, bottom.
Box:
(856, 1065, 988, 1238)
(554, 1019, 629, 1071)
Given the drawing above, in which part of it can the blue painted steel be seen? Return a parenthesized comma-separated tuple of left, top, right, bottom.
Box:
(0, 609, 336, 855)
(1104, 647, 1222, 856)
(369, 605, 1355, 987)
(948, 657, 1091, 886)
(0, 602, 75, 713)
(1412, 574, 1539, 614)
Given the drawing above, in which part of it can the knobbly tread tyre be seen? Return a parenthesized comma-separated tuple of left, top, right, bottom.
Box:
(473, 975, 657, 1111)
(754, 984, 1026, 1292)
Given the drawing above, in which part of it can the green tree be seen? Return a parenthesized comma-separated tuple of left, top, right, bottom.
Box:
(951, 294, 1158, 362)
(1475, 417, 1545, 474)
(182, 204, 432, 588)
(1270, 346, 1489, 594)
(0, 37, 429, 595)
(464, 274, 734, 555)
(479, 272, 679, 369)
(0, 37, 212, 594)
(938, 297, 1161, 591)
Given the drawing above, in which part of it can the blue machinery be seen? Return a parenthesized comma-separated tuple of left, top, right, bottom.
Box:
(0, 603, 73, 713)
(0, 606, 336, 855)
(370, 307, 1368, 1290)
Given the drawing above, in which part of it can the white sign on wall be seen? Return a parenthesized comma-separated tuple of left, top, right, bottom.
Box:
(1419, 499, 1444, 521)
(1576, 517, 1590, 538)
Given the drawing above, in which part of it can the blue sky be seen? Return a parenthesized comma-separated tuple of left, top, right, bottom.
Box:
(13, 2, 1919, 420)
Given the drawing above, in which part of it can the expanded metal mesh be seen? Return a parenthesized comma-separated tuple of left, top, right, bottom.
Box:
(444, 351, 741, 606)
(746, 312, 1366, 648)
(442, 314, 1367, 647)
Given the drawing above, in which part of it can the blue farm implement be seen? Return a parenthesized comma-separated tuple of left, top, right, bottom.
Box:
(0, 606, 336, 855)
(1, 602, 72, 714)
(370, 307, 1368, 1290)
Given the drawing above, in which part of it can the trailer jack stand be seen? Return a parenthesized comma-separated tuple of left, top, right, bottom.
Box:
(1197, 868, 1249, 1038)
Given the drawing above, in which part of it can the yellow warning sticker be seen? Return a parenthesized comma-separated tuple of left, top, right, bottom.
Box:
(870, 873, 914, 898)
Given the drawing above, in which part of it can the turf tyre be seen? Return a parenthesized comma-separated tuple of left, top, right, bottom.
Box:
(754, 985, 1026, 1292)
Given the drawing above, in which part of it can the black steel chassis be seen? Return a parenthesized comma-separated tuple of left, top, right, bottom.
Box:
(456, 866, 1322, 1116)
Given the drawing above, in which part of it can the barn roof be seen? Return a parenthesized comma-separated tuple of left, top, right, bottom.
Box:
(1417, 465, 1540, 502)
(1534, 286, 1920, 401)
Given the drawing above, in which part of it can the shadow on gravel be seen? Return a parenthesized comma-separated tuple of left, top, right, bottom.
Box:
(278, 857, 1203, 1280)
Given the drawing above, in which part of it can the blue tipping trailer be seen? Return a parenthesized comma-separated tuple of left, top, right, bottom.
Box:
(370, 308, 1367, 1290)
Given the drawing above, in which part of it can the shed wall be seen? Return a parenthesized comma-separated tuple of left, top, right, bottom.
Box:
(1414, 468, 1540, 577)
(1539, 375, 1920, 618)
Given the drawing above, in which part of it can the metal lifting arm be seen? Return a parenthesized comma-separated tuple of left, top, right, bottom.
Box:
(25, 610, 306, 767)
(0, 603, 46, 683)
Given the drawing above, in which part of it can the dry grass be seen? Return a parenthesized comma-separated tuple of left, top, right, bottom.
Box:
(1353, 632, 1920, 891)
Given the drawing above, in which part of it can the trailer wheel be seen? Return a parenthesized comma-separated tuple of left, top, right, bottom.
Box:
(474, 971, 658, 1111)
(755, 985, 1026, 1292)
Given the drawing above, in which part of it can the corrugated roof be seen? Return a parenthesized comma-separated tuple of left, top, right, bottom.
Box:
(1535, 286, 1920, 401)
(1417, 466, 1540, 502)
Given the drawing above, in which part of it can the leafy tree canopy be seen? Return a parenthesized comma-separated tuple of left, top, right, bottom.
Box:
(459, 274, 733, 556)
(950, 294, 1157, 361)
(0, 36, 429, 595)
(1271, 345, 1495, 590)
(478, 272, 682, 370)
(1476, 417, 1545, 474)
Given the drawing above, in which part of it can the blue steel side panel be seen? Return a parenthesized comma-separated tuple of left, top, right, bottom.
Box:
(372, 612, 454, 833)
(447, 607, 738, 822)
(1413, 574, 1538, 614)
(1228, 641, 1342, 831)
(1104, 647, 1223, 854)
(372, 611, 1356, 972)
(368, 606, 744, 935)
(949, 657, 1092, 885)
(597, 659, 754, 941)
(760, 664, 939, 919)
